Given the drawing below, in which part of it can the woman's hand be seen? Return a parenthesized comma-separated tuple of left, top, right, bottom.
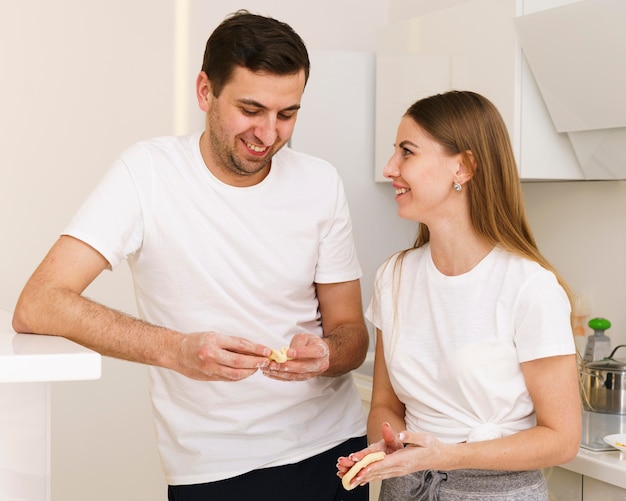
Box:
(336, 422, 405, 487)
(337, 424, 451, 489)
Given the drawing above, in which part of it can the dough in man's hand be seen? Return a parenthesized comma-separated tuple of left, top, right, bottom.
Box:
(342, 451, 386, 490)
(268, 347, 291, 363)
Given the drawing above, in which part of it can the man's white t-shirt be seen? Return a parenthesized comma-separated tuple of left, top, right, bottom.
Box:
(64, 133, 366, 485)
(367, 245, 575, 444)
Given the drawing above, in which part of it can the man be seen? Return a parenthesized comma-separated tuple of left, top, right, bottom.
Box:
(13, 10, 369, 501)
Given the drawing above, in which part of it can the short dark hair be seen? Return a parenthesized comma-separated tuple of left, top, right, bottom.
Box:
(201, 10, 310, 97)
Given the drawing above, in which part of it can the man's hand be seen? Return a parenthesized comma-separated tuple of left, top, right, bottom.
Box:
(261, 333, 330, 381)
(177, 331, 271, 381)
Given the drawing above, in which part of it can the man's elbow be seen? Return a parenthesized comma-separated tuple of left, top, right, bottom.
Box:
(12, 290, 40, 334)
(13, 301, 31, 334)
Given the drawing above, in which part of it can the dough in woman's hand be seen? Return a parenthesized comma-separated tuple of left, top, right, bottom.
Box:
(268, 347, 291, 363)
(342, 451, 386, 490)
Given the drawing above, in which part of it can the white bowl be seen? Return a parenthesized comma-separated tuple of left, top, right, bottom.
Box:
(603, 433, 626, 453)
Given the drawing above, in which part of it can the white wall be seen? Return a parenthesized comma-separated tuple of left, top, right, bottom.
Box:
(1, 1, 174, 499)
(522, 181, 626, 349)
(2, 1, 626, 500)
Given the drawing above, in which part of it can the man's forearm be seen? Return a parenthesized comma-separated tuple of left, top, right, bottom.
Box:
(13, 287, 183, 370)
(323, 321, 369, 376)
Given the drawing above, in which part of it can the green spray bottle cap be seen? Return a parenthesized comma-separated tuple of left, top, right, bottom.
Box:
(588, 317, 611, 333)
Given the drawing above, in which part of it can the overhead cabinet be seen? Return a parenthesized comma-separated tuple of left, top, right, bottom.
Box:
(375, 0, 623, 181)
(515, 0, 626, 179)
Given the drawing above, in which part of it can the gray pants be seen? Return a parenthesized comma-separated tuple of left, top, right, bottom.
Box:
(379, 469, 548, 500)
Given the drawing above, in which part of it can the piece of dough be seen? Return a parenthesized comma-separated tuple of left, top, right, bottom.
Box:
(268, 347, 291, 363)
(342, 451, 386, 490)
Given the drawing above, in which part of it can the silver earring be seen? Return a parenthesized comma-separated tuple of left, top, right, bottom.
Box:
(453, 182, 462, 192)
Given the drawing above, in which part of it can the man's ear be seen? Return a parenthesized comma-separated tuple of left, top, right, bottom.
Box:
(196, 71, 212, 112)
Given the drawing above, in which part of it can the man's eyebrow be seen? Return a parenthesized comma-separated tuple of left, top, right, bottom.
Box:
(237, 98, 301, 112)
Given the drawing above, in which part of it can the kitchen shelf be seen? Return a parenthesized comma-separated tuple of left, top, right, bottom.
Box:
(0, 309, 100, 383)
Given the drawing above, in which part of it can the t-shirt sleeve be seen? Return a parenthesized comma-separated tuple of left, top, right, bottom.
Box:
(62, 148, 145, 270)
(365, 256, 398, 331)
(513, 269, 575, 362)
(313, 175, 361, 284)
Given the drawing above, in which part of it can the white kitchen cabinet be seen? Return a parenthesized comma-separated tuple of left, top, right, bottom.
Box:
(352, 370, 381, 501)
(516, 0, 585, 180)
(374, 0, 600, 181)
(516, 0, 626, 179)
(583, 476, 626, 500)
(544, 466, 583, 500)
(545, 466, 626, 500)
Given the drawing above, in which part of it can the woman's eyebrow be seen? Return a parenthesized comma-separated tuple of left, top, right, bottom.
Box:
(398, 140, 418, 149)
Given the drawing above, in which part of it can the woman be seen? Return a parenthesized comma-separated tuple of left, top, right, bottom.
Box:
(337, 91, 581, 500)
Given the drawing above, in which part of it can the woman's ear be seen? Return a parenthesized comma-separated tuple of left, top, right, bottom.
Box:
(456, 150, 477, 183)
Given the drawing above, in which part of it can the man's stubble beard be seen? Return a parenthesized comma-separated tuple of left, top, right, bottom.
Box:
(207, 110, 274, 178)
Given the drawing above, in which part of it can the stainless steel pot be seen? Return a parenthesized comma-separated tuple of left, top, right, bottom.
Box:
(581, 345, 626, 414)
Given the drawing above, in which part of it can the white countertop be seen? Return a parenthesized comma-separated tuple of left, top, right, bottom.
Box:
(562, 447, 626, 489)
(0, 310, 101, 383)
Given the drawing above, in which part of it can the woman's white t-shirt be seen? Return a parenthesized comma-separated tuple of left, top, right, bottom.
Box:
(367, 245, 575, 443)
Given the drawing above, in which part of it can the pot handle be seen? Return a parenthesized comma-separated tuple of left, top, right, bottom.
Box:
(579, 368, 605, 383)
(607, 344, 626, 359)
